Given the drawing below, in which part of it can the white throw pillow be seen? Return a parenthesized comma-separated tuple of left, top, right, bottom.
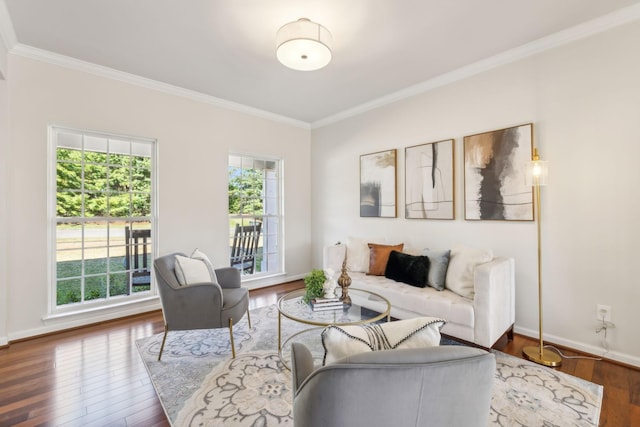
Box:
(191, 248, 218, 282)
(445, 244, 493, 299)
(345, 236, 386, 273)
(174, 249, 218, 286)
(321, 317, 445, 365)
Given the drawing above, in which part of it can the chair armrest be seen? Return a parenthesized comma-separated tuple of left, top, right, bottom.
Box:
(291, 343, 315, 395)
(215, 267, 241, 289)
(473, 257, 515, 347)
(323, 244, 346, 272)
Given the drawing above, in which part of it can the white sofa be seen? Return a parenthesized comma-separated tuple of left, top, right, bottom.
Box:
(323, 242, 515, 349)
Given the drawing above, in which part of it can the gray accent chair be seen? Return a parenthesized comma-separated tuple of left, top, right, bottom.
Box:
(153, 252, 251, 361)
(291, 343, 495, 427)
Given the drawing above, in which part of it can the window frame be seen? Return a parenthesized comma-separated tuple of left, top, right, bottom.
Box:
(48, 125, 158, 315)
(228, 153, 284, 279)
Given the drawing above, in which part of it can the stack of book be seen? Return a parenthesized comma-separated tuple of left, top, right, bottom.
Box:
(310, 297, 344, 311)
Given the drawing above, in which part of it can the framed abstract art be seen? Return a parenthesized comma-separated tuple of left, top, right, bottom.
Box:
(464, 124, 534, 221)
(405, 139, 454, 219)
(360, 149, 397, 217)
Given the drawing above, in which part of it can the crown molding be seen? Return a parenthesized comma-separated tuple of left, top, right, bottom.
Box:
(0, 0, 17, 78)
(311, 3, 640, 129)
(3, 2, 640, 129)
(0, 0, 16, 50)
(10, 43, 310, 130)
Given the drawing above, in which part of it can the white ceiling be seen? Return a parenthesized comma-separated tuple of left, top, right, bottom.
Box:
(3, 0, 640, 125)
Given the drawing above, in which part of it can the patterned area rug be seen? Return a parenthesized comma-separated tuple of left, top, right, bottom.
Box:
(136, 305, 603, 427)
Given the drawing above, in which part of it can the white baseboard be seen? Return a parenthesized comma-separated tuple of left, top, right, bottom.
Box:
(242, 273, 305, 291)
(8, 299, 161, 342)
(6, 277, 306, 343)
(515, 325, 640, 368)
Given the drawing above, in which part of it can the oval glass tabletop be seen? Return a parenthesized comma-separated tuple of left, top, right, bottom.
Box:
(277, 288, 390, 326)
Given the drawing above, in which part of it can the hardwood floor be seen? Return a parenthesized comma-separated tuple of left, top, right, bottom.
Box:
(1, 280, 638, 426)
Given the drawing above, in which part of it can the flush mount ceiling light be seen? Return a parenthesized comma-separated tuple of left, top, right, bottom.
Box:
(276, 18, 332, 71)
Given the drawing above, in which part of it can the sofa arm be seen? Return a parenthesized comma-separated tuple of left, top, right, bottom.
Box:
(473, 257, 515, 348)
(323, 244, 346, 273)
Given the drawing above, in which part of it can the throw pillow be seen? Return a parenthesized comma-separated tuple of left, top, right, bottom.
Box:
(422, 249, 451, 291)
(191, 248, 218, 283)
(174, 249, 218, 286)
(345, 236, 385, 272)
(445, 245, 493, 299)
(384, 250, 430, 288)
(367, 243, 404, 276)
(321, 317, 446, 365)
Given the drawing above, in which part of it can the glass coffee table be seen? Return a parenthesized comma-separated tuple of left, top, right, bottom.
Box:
(277, 288, 391, 369)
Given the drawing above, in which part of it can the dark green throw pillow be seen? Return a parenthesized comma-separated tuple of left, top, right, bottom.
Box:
(384, 250, 430, 288)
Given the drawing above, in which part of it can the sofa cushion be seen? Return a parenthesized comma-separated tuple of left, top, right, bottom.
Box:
(321, 317, 445, 365)
(422, 249, 451, 291)
(368, 243, 404, 276)
(384, 250, 430, 288)
(445, 245, 493, 299)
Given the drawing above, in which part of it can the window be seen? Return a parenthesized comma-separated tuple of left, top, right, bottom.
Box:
(51, 126, 156, 311)
(228, 154, 282, 277)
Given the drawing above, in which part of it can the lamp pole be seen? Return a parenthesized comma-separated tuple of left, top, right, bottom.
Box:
(522, 148, 562, 367)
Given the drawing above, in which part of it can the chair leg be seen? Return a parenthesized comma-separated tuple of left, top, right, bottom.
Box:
(158, 324, 168, 361)
(229, 318, 236, 358)
(246, 307, 252, 329)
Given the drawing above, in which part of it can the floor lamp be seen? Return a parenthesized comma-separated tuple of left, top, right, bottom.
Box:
(522, 148, 562, 367)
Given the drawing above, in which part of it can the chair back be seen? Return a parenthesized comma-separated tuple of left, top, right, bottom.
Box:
(230, 222, 261, 274)
(291, 345, 495, 427)
(153, 252, 187, 327)
(125, 226, 151, 287)
(153, 252, 184, 292)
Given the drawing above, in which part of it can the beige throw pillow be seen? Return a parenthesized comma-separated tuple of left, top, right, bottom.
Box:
(191, 248, 217, 282)
(321, 317, 445, 365)
(174, 248, 218, 286)
(345, 236, 378, 272)
(445, 244, 493, 299)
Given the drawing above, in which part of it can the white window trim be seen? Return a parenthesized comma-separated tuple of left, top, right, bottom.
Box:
(47, 125, 159, 316)
(228, 152, 285, 279)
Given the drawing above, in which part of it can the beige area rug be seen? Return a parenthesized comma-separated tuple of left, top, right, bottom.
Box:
(136, 304, 603, 427)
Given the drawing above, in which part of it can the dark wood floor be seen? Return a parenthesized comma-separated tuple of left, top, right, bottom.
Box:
(1, 280, 638, 426)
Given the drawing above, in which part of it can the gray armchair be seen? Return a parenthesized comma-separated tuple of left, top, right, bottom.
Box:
(154, 252, 251, 361)
(291, 343, 495, 427)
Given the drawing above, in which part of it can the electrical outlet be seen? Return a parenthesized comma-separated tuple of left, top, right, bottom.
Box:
(597, 304, 611, 322)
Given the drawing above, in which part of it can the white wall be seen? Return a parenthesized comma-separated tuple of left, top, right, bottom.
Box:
(6, 55, 311, 340)
(311, 21, 640, 366)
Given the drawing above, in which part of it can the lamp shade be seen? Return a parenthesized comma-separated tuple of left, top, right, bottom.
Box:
(525, 148, 548, 187)
(276, 18, 332, 71)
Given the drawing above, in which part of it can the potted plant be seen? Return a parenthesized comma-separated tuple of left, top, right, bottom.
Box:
(303, 269, 327, 303)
